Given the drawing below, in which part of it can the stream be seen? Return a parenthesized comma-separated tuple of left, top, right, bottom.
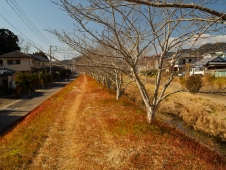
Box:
(158, 113, 226, 155)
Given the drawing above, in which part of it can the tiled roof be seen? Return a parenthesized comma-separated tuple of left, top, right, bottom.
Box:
(0, 51, 50, 62)
(29, 54, 50, 62)
(167, 53, 197, 60)
(0, 50, 30, 58)
(195, 57, 216, 66)
(195, 56, 226, 66)
(0, 67, 15, 76)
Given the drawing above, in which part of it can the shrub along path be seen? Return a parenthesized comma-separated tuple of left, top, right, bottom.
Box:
(0, 75, 225, 169)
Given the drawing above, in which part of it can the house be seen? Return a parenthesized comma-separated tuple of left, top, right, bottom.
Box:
(29, 53, 50, 71)
(0, 51, 50, 72)
(210, 50, 226, 58)
(138, 53, 171, 73)
(0, 67, 15, 93)
(190, 50, 226, 77)
(202, 52, 218, 58)
(167, 53, 200, 72)
(62, 57, 80, 74)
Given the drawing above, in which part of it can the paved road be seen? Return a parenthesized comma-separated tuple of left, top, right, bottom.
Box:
(0, 75, 77, 135)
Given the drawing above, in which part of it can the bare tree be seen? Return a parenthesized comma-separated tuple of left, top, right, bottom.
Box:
(124, 0, 226, 21)
(68, 46, 132, 100)
(18, 36, 32, 54)
(51, 0, 225, 123)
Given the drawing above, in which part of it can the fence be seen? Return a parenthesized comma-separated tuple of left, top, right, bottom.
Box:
(215, 71, 226, 77)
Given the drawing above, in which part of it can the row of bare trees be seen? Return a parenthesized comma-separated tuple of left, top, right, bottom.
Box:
(50, 0, 226, 123)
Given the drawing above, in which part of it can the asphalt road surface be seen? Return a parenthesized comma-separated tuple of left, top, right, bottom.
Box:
(0, 75, 77, 135)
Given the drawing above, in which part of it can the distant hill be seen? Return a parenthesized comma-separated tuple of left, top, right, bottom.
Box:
(190, 42, 226, 55)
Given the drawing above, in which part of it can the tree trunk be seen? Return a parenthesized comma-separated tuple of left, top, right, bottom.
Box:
(116, 87, 120, 100)
(107, 78, 111, 90)
(133, 70, 156, 123)
(115, 83, 123, 100)
(146, 106, 153, 123)
(115, 73, 123, 100)
(102, 77, 106, 87)
(146, 105, 156, 123)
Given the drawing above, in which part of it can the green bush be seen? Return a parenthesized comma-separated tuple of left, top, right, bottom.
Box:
(15, 72, 32, 96)
(30, 72, 40, 88)
(203, 74, 226, 90)
(179, 77, 186, 88)
(15, 72, 42, 95)
(140, 69, 157, 77)
(185, 75, 203, 93)
(214, 77, 226, 89)
(38, 70, 52, 86)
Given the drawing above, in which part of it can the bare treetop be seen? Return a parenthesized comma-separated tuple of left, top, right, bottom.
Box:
(51, 0, 226, 123)
(124, 0, 226, 21)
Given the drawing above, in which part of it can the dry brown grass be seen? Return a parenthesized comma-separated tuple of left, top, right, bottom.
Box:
(202, 74, 226, 92)
(125, 77, 226, 142)
(0, 76, 76, 169)
(65, 75, 226, 169)
(0, 75, 225, 169)
(159, 93, 226, 141)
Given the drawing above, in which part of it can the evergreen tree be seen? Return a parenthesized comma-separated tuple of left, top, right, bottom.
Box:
(0, 28, 20, 54)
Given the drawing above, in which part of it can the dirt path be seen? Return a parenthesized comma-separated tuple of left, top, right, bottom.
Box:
(20, 75, 226, 169)
(28, 76, 87, 169)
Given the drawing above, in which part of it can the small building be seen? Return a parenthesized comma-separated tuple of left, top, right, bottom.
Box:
(29, 53, 50, 71)
(167, 53, 200, 72)
(0, 51, 49, 72)
(202, 52, 218, 58)
(0, 67, 15, 93)
(190, 55, 226, 77)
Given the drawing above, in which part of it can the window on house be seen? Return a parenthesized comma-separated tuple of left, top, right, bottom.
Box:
(0, 60, 3, 65)
(7, 60, 20, 65)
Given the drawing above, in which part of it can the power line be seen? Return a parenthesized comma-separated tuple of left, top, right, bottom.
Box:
(0, 13, 40, 52)
(0, 13, 31, 41)
(1, 4, 64, 60)
(0, 13, 51, 57)
(6, 0, 50, 46)
(4, 0, 62, 59)
(11, 0, 53, 45)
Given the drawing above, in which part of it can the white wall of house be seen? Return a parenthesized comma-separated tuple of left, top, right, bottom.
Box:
(216, 50, 226, 58)
(204, 53, 218, 58)
(203, 50, 226, 59)
(2, 57, 32, 72)
(32, 60, 48, 68)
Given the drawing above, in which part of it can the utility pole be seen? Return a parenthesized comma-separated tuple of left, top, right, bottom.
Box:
(49, 45, 57, 75)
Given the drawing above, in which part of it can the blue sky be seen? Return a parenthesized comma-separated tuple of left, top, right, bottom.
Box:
(0, 0, 226, 60)
(0, 0, 76, 60)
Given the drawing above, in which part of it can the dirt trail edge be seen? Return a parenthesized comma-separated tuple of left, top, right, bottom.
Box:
(28, 75, 87, 169)
(27, 75, 225, 170)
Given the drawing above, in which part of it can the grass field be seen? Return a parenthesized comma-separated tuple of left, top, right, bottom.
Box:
(124, 76, 226, 142)
(0, 75, 225, 169)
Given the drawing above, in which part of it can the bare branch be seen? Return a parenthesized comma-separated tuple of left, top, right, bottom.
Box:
(124, 0, 226, 20)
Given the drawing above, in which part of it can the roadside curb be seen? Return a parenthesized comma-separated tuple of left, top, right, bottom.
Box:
(0, 74, 77, 135)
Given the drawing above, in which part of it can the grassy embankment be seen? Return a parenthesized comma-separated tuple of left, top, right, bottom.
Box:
(0, 79, 75, 169)
(124, 75, 226, 142)
(0, 75, 225, 169)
